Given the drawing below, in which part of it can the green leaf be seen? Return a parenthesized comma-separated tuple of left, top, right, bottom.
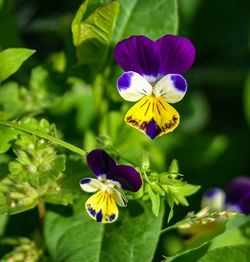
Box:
(165, 187, 175, 222)
(0, 48, 35, 82)
(165, 214, 250, 262)
(73, 1, 120, 66)
(147, 184, 160, 216)
(111, 0, 178, 42)
(71, 1, 89, 46)
(178, 183, 201, 196)
(198, 244, 250, 262)
(45, 197, 164, 262)
(72, 0, 103, 46)
(0, 125, 18, 154)
(44, 197, 104, 262)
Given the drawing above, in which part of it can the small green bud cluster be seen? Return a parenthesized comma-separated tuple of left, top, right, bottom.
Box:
(0, 237, 42, 262)
(0, 118, 73, 216)
(136, 156, 200, 220)
(9, 118, 65, 188)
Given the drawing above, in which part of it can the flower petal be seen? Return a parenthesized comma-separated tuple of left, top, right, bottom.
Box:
(201, 188, 226, 211)
(225, 176, 250, 205)
(79, 178, 103, 192)
(114, 35, 159, 82)
(87, 149, 116, 178)
(237, 192, 250, 214)
(108, 187, 127, 207)
(124, 96, 179, 139)
(85, 190, 118, 223)
(106, 165, 142, 192)
(117, 71, 152, 102)
(154, 74, 187, 103)
(156, 34, 195, 75)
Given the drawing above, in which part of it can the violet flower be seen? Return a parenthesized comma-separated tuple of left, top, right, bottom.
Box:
(202, 176, 250, 214)
(80, 149, 142, 223)
(114, 35, 195, 139)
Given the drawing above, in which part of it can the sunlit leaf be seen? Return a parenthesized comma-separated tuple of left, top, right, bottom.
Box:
(72, 1, 120, 66)
(45, 197, 164, 262)
(111, 0, 178, 42)
(0, 48, 35, 82)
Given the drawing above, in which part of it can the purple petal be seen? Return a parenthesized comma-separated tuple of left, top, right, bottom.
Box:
(106, 165, 142, 192)
(237, 192, 250, 214)
(114, 35, 160, 82)
(156, 35, 195, 75)
(87, 149, 116, 178)
(226, 176, 250, 205)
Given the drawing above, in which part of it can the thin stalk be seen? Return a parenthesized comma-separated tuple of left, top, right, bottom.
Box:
(38, 201, 46, 237)
(143, 170, 152, 185)
(0, 120, 86, 157)
(111, 146, 137, 166)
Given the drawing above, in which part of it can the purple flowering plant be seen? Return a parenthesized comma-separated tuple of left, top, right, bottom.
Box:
(115, 35, 195, 139)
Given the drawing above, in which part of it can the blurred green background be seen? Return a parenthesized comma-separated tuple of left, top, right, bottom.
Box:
(0, 0, 249, 259)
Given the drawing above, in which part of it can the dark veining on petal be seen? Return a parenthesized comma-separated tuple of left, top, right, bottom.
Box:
(156, 104, 161, 115)
(126, 115, 140, 127)
(162, 115, 178, 132)
(139, 99, 148, 108)
(158, 99, 166, 110)
(144, 102, 150, 116)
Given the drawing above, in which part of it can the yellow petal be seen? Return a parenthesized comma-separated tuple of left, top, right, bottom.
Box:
(124, 96, 179, 139)
(85, 190, 118, 223)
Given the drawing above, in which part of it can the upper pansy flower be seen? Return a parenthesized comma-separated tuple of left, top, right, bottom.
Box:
(114, 34, 195, 139)
(80, 149, 142, 223)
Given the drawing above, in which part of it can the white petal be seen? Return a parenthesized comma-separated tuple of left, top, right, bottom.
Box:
(201, 188, 226, 211)
(117, 71, 152, 102)
(79, 178, 103, 192)
(153, 74, 187, 103)
(108, 187, 127, 207)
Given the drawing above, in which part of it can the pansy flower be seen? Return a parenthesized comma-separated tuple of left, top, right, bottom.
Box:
(114, 34, 195, 139)
(202, 176, 250, 214)
(80, 149, 142, 223)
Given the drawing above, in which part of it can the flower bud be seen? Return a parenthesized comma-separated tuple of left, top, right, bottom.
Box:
(140, 151, 150, 171)
(97, 135, 112, 148)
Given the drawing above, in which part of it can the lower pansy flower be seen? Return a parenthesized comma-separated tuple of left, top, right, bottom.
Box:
(80, 149, 142, 223)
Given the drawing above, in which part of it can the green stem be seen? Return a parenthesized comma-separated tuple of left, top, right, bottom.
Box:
(0, 120, 86, 157)
(143, 170, 152, 185)
(38, 201, 46, 237)
(111, 147, 137, 166)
